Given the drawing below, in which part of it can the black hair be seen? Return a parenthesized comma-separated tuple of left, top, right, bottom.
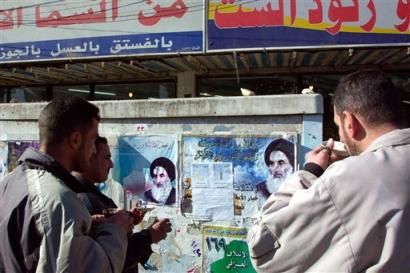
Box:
(150, 157, 176, 181)
(264, 139, 294, 168)
(39, 97, 100, 146)
(95, 136, 108, 146)
(333, 70, 405, 127)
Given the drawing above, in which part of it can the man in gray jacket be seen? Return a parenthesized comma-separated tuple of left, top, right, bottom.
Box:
(248, 71, 410, 272)
(0, 97, 134, 273)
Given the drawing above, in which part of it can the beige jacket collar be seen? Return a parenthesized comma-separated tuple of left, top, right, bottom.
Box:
(363, 128, 410, 154)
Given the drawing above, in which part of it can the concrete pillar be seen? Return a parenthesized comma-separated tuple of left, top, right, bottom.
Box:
(177, 71, 196, 98)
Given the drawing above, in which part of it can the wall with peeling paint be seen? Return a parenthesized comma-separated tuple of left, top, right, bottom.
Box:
(0, 94, 323, 273)
(0, 94, 323, 168)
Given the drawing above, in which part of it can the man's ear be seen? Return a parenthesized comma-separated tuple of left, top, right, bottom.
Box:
(67, 131, 82, 150)
(342, 111, 363, 140)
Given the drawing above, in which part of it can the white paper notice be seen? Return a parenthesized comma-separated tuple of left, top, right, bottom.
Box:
(211, 162, 233, 188)
(192, 162, 234, 221)
(191, 163, 210, 188)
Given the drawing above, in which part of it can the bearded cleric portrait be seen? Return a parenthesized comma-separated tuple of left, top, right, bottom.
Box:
(144, 157, 176, 206)
(256, 139, 294, 203)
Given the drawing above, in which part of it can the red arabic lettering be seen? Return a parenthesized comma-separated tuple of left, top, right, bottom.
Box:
(308, 0, 323, 24)
(0, 9, 14, 30)
(112, 0, 118, 21)
(395, 0, 410, 32)
(360, 0, 376, 32)
(16, 6, 22, 27)
(138, 0, 188, 26)
(290, 0, 296, 25)
(214, 0, 285, 28)
(0, 7, 22, 30)
(36, 0, 107, 28)
(326, 0, 359, 35)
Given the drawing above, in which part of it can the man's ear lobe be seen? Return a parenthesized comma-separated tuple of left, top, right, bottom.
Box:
(343, 111, 362, 139)
(68, 131, 82, 150)
(342, 111, 354, 136)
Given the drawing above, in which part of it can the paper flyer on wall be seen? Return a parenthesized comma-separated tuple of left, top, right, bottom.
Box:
(202, 225, 256, 273)
(139, 214, 203, 273)
(191, 162, 234, 221)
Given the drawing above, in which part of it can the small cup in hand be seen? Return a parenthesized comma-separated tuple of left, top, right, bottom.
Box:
(136, 200, 155, 212)
(323, 140, 349, 157)
(103, 208, 139, 224)
(102, 208, 117, 217)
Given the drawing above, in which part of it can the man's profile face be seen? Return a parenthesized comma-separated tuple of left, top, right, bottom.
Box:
(73, 118, 98, 172)
(268, 150, 292, 179)
(93, 142, 113, 183)
(152, 166, 170, 188)
(333, 108, 359, 156)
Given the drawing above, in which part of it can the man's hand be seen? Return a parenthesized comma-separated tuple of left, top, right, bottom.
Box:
(91, 214, 106, 225)
(130, 207, 146, 225)
(149, 218, 172, 244)
(306, 138, 335, 170)
(105, 209, 135, 233)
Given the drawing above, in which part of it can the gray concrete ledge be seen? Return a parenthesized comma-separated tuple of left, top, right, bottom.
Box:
(0, 94, 323, 120)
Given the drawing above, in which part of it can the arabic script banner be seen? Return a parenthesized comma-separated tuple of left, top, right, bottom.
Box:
(0, 0, 204, 62)
(208, 0, 410, 51)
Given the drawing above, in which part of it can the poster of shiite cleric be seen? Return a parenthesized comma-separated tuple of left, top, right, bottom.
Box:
(111, 135, 178, 207)
(182, 135, 296, 218)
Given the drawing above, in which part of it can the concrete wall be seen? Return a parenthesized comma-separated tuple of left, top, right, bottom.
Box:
(0, 94, 323, 272)
(0, 94, 323, 167)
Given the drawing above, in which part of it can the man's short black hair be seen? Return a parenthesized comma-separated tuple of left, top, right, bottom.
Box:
(333, 70, 406, 127)
(264, 139, 294, 168)
(39, 97, 100, 146)
(95, 136, 108, 146)
(150, 157, 176, 181)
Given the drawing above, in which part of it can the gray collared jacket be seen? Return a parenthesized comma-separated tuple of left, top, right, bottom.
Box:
(248, 128, 410, 273)
(0, 148, 128, 273)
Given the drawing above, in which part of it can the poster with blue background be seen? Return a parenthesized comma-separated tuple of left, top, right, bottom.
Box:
(182, 134, 296, 218)
(112, 135, 178, 207)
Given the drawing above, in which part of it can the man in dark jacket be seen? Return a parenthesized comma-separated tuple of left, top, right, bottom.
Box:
(75, 136, 172, 273)
(0, 97, 134, 273)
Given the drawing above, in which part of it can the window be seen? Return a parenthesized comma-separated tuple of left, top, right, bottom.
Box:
(94, 82, 176, 100)
(0, 88, 8, 103)
(53, 85, 90, 100)
(3, 86, 48, 103)
(198, 76, 298, 97)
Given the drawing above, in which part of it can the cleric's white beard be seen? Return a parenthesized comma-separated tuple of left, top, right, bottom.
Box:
(266, 167, 293, 194)
(151, 182, 172, 204)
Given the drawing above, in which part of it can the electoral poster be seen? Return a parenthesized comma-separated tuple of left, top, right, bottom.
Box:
(112, 135, 178, 207)
(182, 135, 296, 218)
(202, 225, 256, 273)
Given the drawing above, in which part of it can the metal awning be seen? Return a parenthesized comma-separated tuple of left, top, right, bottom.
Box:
(0, 47, 409, 88)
